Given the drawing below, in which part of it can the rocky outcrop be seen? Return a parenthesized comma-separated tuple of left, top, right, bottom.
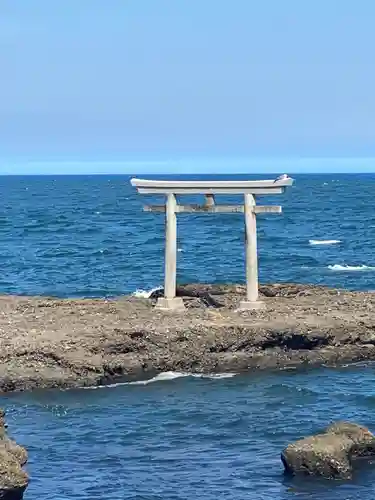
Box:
(0, 283, 375, 391)
(281, 422, 375, 479)
(0, 410, 28, 499)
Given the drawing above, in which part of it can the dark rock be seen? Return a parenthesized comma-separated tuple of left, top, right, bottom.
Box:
(150, 285, 225, 308)
(0, 410, 28, 499)
(281, 421, 375, 479)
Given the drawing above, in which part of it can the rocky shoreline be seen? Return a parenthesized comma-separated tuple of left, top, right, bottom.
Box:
(0, 283, 375, 393)
(0, 409, 28, 499)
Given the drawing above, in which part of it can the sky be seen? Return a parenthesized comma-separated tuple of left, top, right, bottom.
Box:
(1, 0, 375, 174)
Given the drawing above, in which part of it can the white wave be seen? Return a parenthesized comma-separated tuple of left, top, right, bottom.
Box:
(132, 286, 162, 298)
(192, 372, 237, 380)
(309, 239, 341, 245)
(84, 371, 237, 390)
(177, 248, 184, 252)
(328, 264, 375, 271)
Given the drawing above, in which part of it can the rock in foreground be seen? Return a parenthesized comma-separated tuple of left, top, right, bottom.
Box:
(0, 410, 28, 499)
(281, 422, 375, 479)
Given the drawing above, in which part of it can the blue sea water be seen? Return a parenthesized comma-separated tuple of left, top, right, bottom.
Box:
(0, 173, 374, 296)
(1, 173, 375, 499)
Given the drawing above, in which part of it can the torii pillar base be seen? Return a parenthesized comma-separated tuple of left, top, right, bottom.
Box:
(156, 297, 185, 311)
(238, 300, 265, 310)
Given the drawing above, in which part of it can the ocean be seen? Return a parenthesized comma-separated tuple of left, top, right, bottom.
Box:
(1, 173, 375, 499)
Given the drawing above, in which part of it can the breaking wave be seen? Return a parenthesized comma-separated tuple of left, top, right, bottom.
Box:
(309, 239, 341, 245)
(132, 286, 162, 298)
(328, 264, 375, 272)
(85, 371, 237, 389)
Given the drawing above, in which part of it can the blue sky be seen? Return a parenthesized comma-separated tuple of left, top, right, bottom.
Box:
(1, 1, 375, 174)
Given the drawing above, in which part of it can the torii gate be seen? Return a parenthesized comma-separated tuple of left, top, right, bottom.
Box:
(131, 177, 293, 311)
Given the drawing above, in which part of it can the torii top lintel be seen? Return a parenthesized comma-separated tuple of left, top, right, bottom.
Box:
(130, 177, 294, 195)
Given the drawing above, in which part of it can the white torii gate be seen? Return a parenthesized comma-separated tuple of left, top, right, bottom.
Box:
(131, 177, 293, 311)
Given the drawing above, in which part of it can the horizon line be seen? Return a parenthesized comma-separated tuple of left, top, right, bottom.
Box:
(1, 156, 375, 175)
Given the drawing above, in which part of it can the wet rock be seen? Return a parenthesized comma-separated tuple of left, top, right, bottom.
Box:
(281, 422, 375, 479)
(0, 410, 28, 499)
(150, 285, 225, 308)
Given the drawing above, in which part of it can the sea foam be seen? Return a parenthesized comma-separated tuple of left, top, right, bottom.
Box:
(84, 371, 237, 390)
(132, 286, 162, 298)
(309, 239, 341, 245)
(328, 264, 375, 271)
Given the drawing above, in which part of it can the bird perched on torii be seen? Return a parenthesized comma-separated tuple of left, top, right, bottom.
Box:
(273, 173, 291, 183)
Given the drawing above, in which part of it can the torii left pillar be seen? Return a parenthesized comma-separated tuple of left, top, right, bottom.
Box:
(156, 193, 185, 311)
(239, 193, 265, 310)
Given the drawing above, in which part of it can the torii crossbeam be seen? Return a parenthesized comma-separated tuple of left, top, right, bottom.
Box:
(131, 177, 294, 311)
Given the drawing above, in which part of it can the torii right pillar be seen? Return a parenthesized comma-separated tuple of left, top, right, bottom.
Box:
(239, 193, 264, 310)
